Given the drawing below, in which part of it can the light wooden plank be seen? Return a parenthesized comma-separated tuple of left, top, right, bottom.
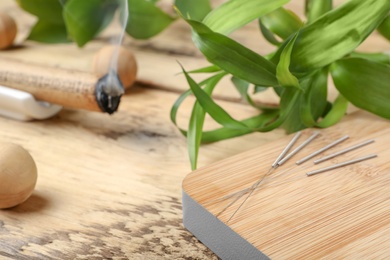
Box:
(183, 111, 390, 259)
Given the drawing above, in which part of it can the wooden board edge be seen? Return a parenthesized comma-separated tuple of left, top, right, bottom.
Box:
(182, 190, 269, 260)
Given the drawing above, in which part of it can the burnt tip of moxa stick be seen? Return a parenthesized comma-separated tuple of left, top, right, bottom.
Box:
(95, 72, 125, 114)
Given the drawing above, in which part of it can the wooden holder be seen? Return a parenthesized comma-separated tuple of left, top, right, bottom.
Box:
(183, 111, 390, 259)
(0, 57, 123, 114)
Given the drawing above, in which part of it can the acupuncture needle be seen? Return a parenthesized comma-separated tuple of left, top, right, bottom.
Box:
(307, 154, 378, 176)
(271, 131, 302, 168)
(313, 139, 375, 164)
(222, 132, 309, 221)
(296, 135, 349, 165)
(205, 169, 299, 206)
(214, 132, 301, 217)
(215, 167, 274, 218)
(277, 132, 320, 166)
(225, 167, 275, 223)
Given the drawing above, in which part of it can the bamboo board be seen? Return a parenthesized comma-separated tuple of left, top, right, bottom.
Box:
(182, 111, 390, 259)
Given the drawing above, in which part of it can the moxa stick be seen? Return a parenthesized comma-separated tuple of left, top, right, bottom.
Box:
(0, 57, 124, 114)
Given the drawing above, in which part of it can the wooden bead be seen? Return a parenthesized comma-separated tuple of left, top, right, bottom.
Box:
(92, 45, 138, 89)
(0, 12, 17, 49)
(0, 142, 37, 209)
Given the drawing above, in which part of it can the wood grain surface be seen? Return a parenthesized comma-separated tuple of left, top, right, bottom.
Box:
(0, 0, 388, 259)
(184, 111, 390, 259)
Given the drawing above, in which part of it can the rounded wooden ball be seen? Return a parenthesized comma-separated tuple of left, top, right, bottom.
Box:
(0, 142, 37, 209)
(93, 45, 138, 89)
(0, 13, 17, 49)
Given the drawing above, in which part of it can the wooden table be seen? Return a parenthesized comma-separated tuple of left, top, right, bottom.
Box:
(0, 1, 388, 259)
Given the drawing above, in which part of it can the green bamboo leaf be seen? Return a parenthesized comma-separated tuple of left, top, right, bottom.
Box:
(378, 15, 390, 41)
(203, 0, 290, 35)
(188, 73, 226, 170)
(182, 65, 292, 133)
(276, 32, 301, 90)
(278, 88, 302, 133)
(182, 66, 250, 130)
(187, 65, 221, 74)
(186, 19, 278, 86)
(16, 0, 64, 24)
(231, 77, 278, 110)
(349, 52, 390, 64)
(28, 20, 69, 43)
(124, 0, 175, 39)
(287, 0, 390, 73)
(64, 0, 118, 47)
(201, 112, 279, 143)
(331, 57, 390, 119)
(170, 74, 224, 135)
(175, 0, 211, 21)
(316, 95, 348, 128)
(300, 68, 329, 127)
(305, 0, 332, 23)
(280, 91, 305, 133)
(177, 66, 300, 148)
(170, 89, 192, 136)
(169, 74, 278, 144)
(261, 8, 303, 40)
(254, 85, 267, 94)
(259, 20, 281, 46)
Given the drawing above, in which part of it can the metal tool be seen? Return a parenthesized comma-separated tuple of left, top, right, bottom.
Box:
(307, 154, 378, 176)
(314, 139, 375, 164)
(0, 85, 62, 121)
(296, 135, 349, 165)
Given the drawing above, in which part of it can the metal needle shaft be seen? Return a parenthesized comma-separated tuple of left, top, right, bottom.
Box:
(277, 132, 320, 166)
(296, 135, 349, 165)
(271, 131, 301, 168)
(314, 139, 375, 164)
(307, 154, 377, 176)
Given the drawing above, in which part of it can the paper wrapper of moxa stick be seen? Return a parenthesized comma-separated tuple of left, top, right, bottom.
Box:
(0, 57, 124, 114)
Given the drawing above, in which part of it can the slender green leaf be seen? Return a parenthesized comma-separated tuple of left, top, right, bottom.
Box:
(261, 8, 303, 40)
(316, 95, 348, 128)
(305, 0, 332, 23)
(170, 74, 224, 135)
(28, 20, 69, 43)
(331, 57, 390, 119)
(124, 0, 175, 39)
(284, 0, 390, 72)
(300, 68, 329, 127)
(201, 112, 279, 143)
(231, 77, 278, 110)
(186, 19, 278, 86)
(170, 89, 192, 136)
(175, 0, 211, 21)
(16, 0, 64, 24)
(280, 91, 305, 133)
(187, 65, 221, 74)
(276, 32, 301, 90)
(278, 88, 302, 133)
(64, 0, 118, 47)
(349, 52, 390, 64)
(182, 66, 249, 130)
(203, 0, 290, 35)
(174, 67, 300, 163)
(259, 20, 281, 46)
(254, 86, 268, 94)
(378, 15, 390, 41)
(182, 65, 294, 133)
(188, 73, 226, 170)
(169, 74, 279, 144)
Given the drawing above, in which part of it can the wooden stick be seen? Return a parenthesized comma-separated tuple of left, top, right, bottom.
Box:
(0, 57, 124, 114)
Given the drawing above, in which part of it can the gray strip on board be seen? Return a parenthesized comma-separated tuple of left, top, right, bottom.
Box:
(182, 191, 270, 260)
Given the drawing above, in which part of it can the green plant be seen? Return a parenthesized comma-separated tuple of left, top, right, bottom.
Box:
(171, 0, 390, 170)
(15, 0, 212, 47)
